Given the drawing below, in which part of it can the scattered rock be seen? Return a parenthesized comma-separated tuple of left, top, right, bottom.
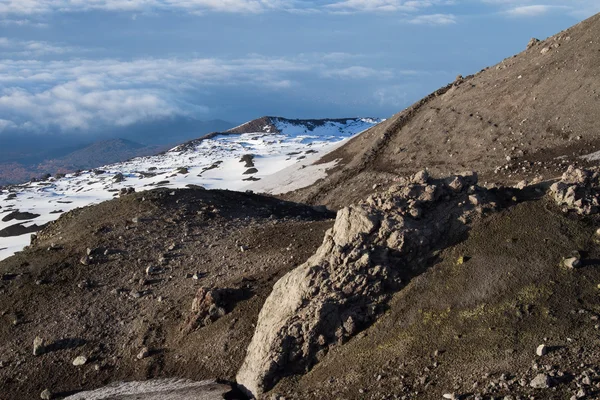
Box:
(2, 210, 41, 222)
(72, 356, 88, 366)
(530, 373, 552, 389)
(40, 389, 53, 399)
(80, 256, 92, 266)
(33, 336, 45, 356)
(137, 347, 150, 360)
(183, 287, 241, 332)
(563, 257, 582, 269)
(549, 166, 600, 215)
(536, 344, 548, 356)
(527, 37, 540, 49)
(112, 173, 125, 183)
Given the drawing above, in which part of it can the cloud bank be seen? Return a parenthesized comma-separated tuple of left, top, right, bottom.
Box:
(0, 55, 400, 132)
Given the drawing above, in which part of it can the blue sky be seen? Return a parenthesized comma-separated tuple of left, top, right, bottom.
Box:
(0, 0, 599, 137)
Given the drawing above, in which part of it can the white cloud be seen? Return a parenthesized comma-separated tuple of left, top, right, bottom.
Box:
(0, 37, 81, 56)
(0, 0, 460, 15)
(482, 0, 600, 19)
(0, 118, 16, 132)
(0, 0, 291, 15)
(506, 5, 564, 16)
(408, 13, 456, 24)
(322, 65, 394, 79)
(324, 0, 455, 13)
(0, 53, 395, 132)
(0, 18, 48, 27)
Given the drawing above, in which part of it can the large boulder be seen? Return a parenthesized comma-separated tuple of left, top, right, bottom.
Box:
(549, 166, 600, 215)
(236, 171, 496, 397)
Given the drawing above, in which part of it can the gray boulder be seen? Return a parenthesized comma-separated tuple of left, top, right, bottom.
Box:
(236, 171, 495, 397)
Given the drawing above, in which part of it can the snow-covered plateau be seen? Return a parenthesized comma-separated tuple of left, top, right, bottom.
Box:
(0, 117, 381, 261)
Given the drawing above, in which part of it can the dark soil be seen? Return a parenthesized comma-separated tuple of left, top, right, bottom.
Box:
(0, 188, 334, 399)
(273, 198, 600, 399)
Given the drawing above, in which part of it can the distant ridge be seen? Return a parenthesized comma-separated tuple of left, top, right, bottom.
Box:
(173, 116, 382, 152)
(227, 116, 381, 135)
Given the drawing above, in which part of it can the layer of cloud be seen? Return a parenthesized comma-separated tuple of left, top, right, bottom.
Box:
(0, 0, 457, 15)
(0, 37, 80, 56)
(408, 13, 456, 24)
(506, 5, 566, 17)
(0, 54, 397, 132)
(483, 0, 600, 19)
(1, 0, 599, 19)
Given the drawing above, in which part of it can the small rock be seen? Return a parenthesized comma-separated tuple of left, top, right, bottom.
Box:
(33, 336, 45, 356)
(468, 194, 481, 206)
(137, 347, 150, 360)
(146, 266, 161, 275)
(517, 180, 528, 189)
(527, 37, 540, 49)
(40, 389, 53, 399)
(113, 173, 125, 183)
(412, 170, 429, 184)
(582, 376, 592, 386)
(72, 356, 88, 366)
(80, 256, 91, 266)
(563, 257, 582, 269)
(536, 344, 548, 356)
(443, 393, 458, 400)
(530, 373, 552, 389)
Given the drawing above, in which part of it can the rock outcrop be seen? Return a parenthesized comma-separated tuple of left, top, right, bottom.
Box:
(182, 287, 241, 333)
(549, 166, 600, 215)
(236, 171, 498, 397)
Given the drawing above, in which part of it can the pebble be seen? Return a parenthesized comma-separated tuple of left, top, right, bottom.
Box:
(72, 356, 87, 366)
(536, 344, 548, 356)
(137, 347, 150, 360)
(530, 373, 552, 389)
(40, 389, 52, 399)
(33, 336, 44, 356)
(80, 256, 91, 266)
(563, 257, 582, 269)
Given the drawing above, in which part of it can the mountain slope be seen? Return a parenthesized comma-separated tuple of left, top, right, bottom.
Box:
(0, 116, 381, 261)
(2, 15, 600, 400)
(286, 13, 600, 209)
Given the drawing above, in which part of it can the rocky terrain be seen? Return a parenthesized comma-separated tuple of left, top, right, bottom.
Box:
(1, 12, 600, 400)
(0, 117, 379, 262)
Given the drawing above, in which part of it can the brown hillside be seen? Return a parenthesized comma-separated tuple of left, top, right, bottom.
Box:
(286, 13, 600, 209)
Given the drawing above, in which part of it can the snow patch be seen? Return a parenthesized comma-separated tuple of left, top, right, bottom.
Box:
(0, 118, 382, 261)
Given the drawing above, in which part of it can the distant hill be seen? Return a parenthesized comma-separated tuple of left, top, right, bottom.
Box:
(39, 139, 167, 173)
(227, 116, 381, 135)
(0, 118, 235, 185)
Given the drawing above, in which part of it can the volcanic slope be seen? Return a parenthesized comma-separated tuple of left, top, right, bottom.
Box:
(286, 12, 600, 210)
(0, 188, 334, 399)
(271, 189, 600, 400)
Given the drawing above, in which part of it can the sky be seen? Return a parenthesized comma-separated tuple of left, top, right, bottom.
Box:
(0, 0, 599, 139)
